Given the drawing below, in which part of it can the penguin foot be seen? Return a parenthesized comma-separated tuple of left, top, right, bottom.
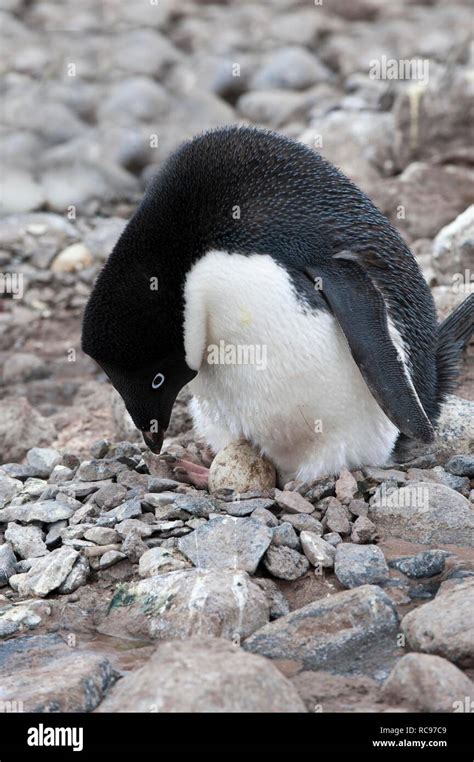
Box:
(172, 459, 210, 488)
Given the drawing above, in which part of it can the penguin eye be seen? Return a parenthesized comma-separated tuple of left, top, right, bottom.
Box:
(151, 372, 165, 389)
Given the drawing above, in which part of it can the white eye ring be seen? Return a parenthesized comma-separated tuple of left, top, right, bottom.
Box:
(151, 372, 165, 389)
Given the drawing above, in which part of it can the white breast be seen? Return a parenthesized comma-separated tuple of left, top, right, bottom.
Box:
(183, 250, 398, 481)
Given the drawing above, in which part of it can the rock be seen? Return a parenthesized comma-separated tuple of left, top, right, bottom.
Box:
(391, 550, 450, 579)
(401, 579, 474, 667)
(446, 454, 474, 478)
(98, 638, 305, 712)
(369, 481, 474, 547)
(172, 494, 218, 518)
(84, 526, 120, 545)
(26, 447, 62, 476)
(0, 543, 17, 586)
(244, 585, 399, 677)
(102, 498, 142, 523)
(271, 522, 299, 549)
(432, 206, 474, 285)
(138, 547, 191, 577)
(252, 506, 279, 527)
(99, 568, 269, 642)
(208, 441, 276, 494)
(254, 578, 290, 620)
(121, 531, 148, 563)
(300, 532, 336, 568)
(251, 46, 330, 91)
(2, 353, 50, 384)
(0, 498, 76, 524)
(0, 633, 118, 712)
(76, 459, 119, 481)
(0, 169, 45, 214)
(93, 483, 128, 509)
(49, 465, 74, 483)
(323, 532, 343, 547)
(178, 516, 272, 573)
(237, 89, 308, 129)
(98, 77, 168, 124)
(335, 544, 389, 589)
(281, 513, 324, 534)
(222, 497, 276, 518)
(50, 242, 93, 273)
(436, 396, 474, 455)
(351, 516, 378, 544)
(291, 670, 382, 713)
(335, 468, 358, 504)
(0, 398, 56, 463)
(114, 519, 153, 538)
(0, 600, 48, 638)
(4, 522, 47, 559)
(263, 545, 310, 580)
(58, 555, 90, 594)
(11, 547, 79, 597)
(382, 653, 474, 713)
(324, 499, 351, 535)
(0, 475, 22, 508)
(274, 489, 314, 514)
(99, 550, 126, 569)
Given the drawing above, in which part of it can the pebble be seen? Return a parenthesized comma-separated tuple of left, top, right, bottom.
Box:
(0, 499, 76, 523)
(335, 544, 390, 589)
(391, 550, 450, 579)
(263, 545, 310, 580)
(280, 513, 323, 534)
(271, 522, 299, 549)
(300, 531, 336, 568)
(335, 468, 358, 504)
(208, 440, 276, 494)
(446, 454, 474, 478)
(322, 532, 343, 547)
(138, 547, 191, 577)
(76, 459, 120, 482)
(99, 550, 126, 569)
(4, 522, 48, 558)
(84, 526, 121, 545)
(350, 516, 378, 544)
(26, 447, 62, 477)
(324, 499, 351, 535)
(252, 506, 279, 527)
(121, 531, 148, 563)
(0, 475, 22, 507)
(0, 543, 17, 586)
(10, 547, 79, 597)
(93, 483, 128, 509)
(274, 489, 314, 514)
(178, 516, 272, 573)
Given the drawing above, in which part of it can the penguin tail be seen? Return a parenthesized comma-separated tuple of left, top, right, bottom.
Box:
(436, 292, 474, 400)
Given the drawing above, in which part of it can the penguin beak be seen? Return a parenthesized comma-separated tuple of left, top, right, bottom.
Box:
(142, 428, 165, 454)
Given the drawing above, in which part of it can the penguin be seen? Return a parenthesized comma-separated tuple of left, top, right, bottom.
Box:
(82, 126, 473, 484)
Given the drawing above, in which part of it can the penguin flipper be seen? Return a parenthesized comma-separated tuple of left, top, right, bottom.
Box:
(304, 256, 435, 443)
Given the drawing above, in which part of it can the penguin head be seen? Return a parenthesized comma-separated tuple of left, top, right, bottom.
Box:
(81, 231, 197, 453)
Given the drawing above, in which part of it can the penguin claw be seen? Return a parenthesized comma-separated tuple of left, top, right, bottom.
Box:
(172, 459, 210, 489)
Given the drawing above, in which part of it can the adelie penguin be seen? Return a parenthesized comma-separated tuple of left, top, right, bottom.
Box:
(82, 126, 473, 485)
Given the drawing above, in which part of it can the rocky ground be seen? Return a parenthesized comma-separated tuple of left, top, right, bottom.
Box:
(0, 0, 473, 714)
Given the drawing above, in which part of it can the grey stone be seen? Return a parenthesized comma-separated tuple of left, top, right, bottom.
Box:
(0, 499, 76, 524)
(10, 547, 79, 597)
(103, 498, 142, 523)
(98, 638, 305, 713)
(300, 531, 336, 568)
(4, 523, 47, 559)
(335, 544, 389, 589)
(280, 513, 323, 534)
(222, 497, 276, 517)
(272, 522, 299, 549)
(173, 494, 219, 518)
(351, 516, 378, 544)
(0, 633, 118, 712)
(323, 532, 343, 547)
(382, 653, 474, 713)
(401, 578, 474, 667)
(391, 550, 450, 579)
(178, 516, 272, 573)
(446, 454, 474, 478)
(26, 447, 62, 477)
(0, 475, 22, 507)
(252, 506, 279, 527)
(99, 550, 126, 569)
(147, 477, 182, 492)
(274, 489, 314, 514)
(254, 578, 290, 620)
(325, 500, 351, 535)
(121, 531, 148, 563)
(138, 547, 191, 577)
(251, 46, 330, 91)
(58, 555, 90, 594)
(244, 585, 399, 677)
(263, 545, 310, 580)
(0, 543, 17, 586)
(0, 398, 56, 463)
(84, 527, 121, 545)
(369, 481, 474, 547)
(93, 483, 128, 509)
(99, 568, 269, 642)
(76, 459, 120, 481)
